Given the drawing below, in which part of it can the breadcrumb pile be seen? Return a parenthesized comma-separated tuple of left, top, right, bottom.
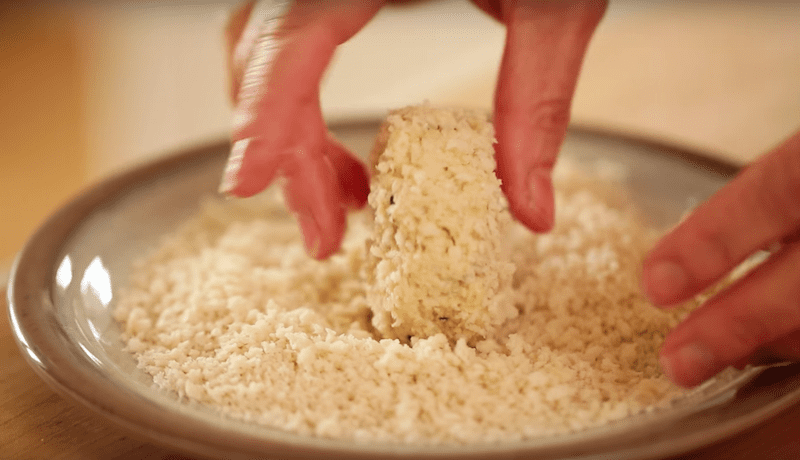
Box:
(365, 106, 516, 343)
(114, 106, 694, 445)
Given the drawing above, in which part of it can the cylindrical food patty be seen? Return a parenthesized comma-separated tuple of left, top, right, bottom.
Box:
(365, 105, 517, 344)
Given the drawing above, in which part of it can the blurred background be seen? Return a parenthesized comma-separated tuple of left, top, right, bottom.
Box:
(1, 1, 799, 268)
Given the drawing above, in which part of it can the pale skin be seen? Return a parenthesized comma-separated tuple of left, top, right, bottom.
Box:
(222, 0, 800, 388)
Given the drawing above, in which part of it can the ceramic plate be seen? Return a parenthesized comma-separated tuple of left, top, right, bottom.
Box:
(8, 120, 800, 460)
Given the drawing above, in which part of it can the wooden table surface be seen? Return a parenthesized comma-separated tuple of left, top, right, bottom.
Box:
(3, 3, 800, 459)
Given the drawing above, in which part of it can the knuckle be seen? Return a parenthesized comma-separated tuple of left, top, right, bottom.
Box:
(530, 98, 572, 135)
(496, 98, 572, 138)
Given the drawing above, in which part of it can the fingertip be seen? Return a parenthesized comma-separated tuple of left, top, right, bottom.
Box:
(505, 195, 554, 233)
(313, 224, 345, 260)
(641, 259, 691, 307)
(219, 137, 282, 198)
(295, 209, 344, 261)
(306, 206, 346, 260)
(659, 341, 720, 388)
(502, 167, 555, 233)
(283, 155, 347, 260)
(295, 211, 321, 257)
(660, 313, 736, 388)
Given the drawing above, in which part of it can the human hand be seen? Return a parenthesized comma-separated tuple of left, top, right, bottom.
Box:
(220, 0, 607, 259)
(642, 130, 800, 388)
(221, 1, 378, 260)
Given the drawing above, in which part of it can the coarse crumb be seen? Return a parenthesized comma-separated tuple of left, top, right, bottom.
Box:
(114, 106, 703, 445)
(365, 106, 516, 344)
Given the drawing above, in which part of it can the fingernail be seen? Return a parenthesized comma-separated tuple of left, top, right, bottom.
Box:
(219, 138, 250, 196)
(643, 260, 688, 305)
(661, 342, 715, 386)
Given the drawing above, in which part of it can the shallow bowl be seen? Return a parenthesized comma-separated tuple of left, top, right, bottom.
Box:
(8, 120, 800, 460)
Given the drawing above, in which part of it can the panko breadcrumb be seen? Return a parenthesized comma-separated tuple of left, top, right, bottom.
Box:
(114, 106, 697, 445)
(365, 106, 516, 344)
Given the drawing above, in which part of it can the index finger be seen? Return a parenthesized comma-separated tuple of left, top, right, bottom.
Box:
(494, 0, 607, 232)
